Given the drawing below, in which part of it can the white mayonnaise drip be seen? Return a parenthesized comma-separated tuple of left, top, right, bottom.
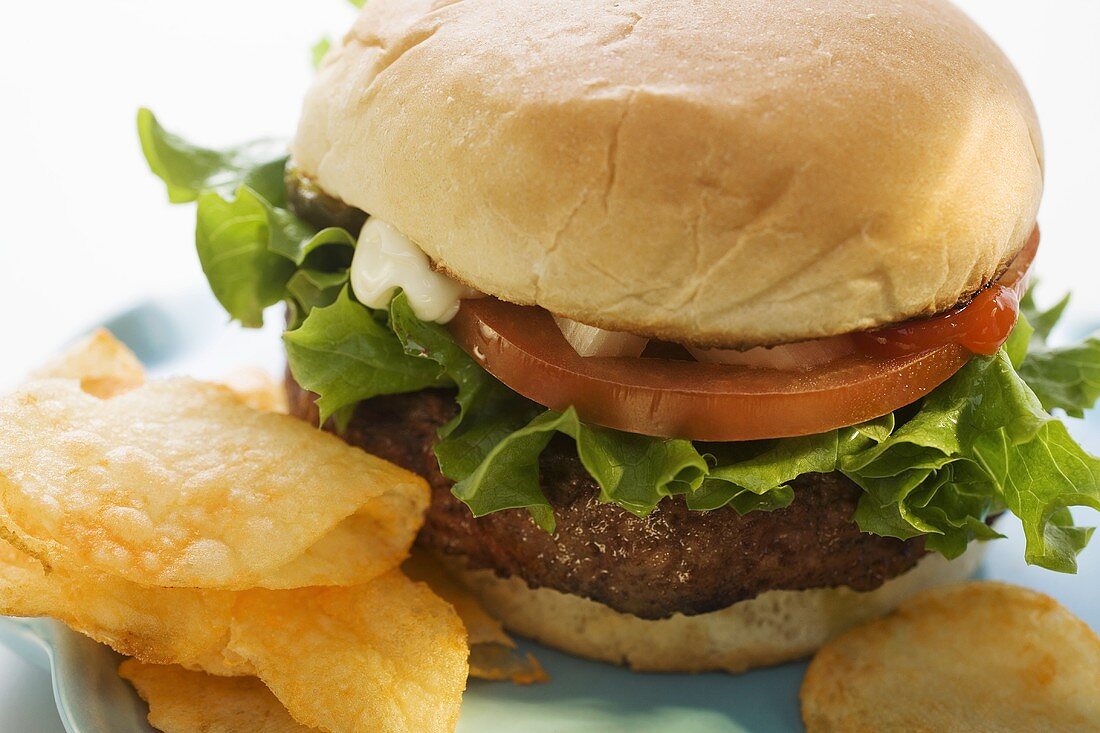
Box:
(350, 218, 476, 323)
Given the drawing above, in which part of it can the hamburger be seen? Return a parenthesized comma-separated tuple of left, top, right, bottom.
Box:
(139, 0, 1100, 673)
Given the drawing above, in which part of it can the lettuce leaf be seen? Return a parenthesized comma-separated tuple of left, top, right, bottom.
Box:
(1021, 287, 1071, 343)
(388, 293, 542, 480)
(1018, 337, 1100, 419)
(193, 183, 352, 326)
(450, 410, 566, 531)
(1016, 289, 1100, 418)
(290, 291, 712, 531)
(286, 269, 348, 325)
(452, 408, 708, 531)
(311, 38, 332, 70)
(137, 109, 287, 204)
(842, 348, 1100, 572)
(283, 288, 448, 422)
(139, 110, 354, 327)
(687, 415, 894, 513)
(194, 188, 297, 327)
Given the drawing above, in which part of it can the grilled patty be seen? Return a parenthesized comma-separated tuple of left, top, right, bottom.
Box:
(286, 375, 928, 619)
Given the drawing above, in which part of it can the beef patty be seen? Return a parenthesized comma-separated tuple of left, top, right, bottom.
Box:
(286, 375, 927, 619)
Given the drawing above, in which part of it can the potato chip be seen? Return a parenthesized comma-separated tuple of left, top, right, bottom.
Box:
(404, 551, 546, 684)
(0, 378, 428, 589)
(801, 581, 1100, 732)
(2, 533, 470, 729)
(6, 343, 468, 729)
(263, 486, 426, 590)
(402, 551, 511, 648)
(119, 660, 313, 733)
(0, 539, 233, 667)
(219, 366, 288, 414)
(30, 328, 144, 398)
(180, 644, 251, 678)
(229, 571, 468, 733)
(467, 643, 548, 686)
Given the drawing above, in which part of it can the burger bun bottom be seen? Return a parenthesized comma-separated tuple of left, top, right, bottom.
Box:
(442, 544, 985, 673)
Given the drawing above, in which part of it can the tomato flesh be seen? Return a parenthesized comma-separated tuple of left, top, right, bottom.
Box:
(448, 229, 1038, 441)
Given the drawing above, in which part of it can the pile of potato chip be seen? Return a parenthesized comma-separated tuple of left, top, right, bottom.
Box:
(0, 330, 542, 733)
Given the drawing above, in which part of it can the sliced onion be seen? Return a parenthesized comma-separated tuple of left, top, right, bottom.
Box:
(688, 336, 856, 371)
(553, 315, 649, 358)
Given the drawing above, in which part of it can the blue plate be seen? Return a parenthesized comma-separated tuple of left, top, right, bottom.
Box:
(2, 289, 1098, 733)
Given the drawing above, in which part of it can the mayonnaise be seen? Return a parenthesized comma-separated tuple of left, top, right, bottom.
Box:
(350, 218, 476, 323)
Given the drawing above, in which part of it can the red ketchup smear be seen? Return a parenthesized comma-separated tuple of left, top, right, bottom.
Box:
(854, 228, 1038, 358)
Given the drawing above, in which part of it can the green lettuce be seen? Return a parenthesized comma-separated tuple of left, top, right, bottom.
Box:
(137, 108, 287, 204)
(388, 294, 542, 480)
(139, 110, 354, 327)
(1017, 289, 1100, 417)
(452, 408, 708, 531)
(284, 288, 448, 423)
(193, 188, 296, 327)
(1021, 287, 1071, 343)
(842, 345, 1100, 571)
(140, 113, 1100, 573)
(687, 416, 894, 513)
(1019, 338, 1100, 419)
(286, 268, 348, 319)
(311, 38, 332, 70)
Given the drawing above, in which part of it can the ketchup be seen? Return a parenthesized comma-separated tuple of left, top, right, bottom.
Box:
(854, 228, 1038, 358)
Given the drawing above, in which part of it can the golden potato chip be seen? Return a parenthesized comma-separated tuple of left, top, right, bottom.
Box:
(402, 551, 511, 648)
(0, 378, 428, 589)
(801, 581, 1100, 732)
(229, 571, 468, 733)
(180, 644, 251, 679)
(468, 643, 548, 686)
(403, 551, 546, 684)
(2, 533, 466, 728)
(220, 366, 288, 414)
(0, 539, 233, 668)
(119, 660, 313, 733)
(263, 486, 426, 590)
(0, 534, 472, 713)
(31, 328, 144, 398)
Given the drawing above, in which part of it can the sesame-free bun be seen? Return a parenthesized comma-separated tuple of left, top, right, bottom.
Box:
(293, 0, 1042, 347)
(444, 545, 985, 674)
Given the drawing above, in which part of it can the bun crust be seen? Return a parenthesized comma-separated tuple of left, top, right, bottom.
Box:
(444, 546, 985, 673)
(294, 0, 1042, 346)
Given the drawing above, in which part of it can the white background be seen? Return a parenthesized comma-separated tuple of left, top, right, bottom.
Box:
(0, 1, 1097, 730)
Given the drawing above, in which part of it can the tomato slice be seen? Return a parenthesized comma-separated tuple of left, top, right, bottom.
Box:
(448, 229, 1038, 441)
